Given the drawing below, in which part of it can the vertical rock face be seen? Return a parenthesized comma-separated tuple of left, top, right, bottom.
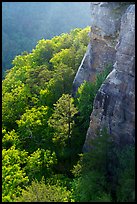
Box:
(83, 4, 135, 151)
(72, 2, 129, 95)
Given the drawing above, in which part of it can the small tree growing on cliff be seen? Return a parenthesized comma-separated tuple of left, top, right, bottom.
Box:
(76, 64, 112, 130)
(48, 94, 78, 155)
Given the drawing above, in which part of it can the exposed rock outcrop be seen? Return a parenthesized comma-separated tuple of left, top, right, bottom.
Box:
(72, 2, 129, 95)
(83, 4, 135, 151)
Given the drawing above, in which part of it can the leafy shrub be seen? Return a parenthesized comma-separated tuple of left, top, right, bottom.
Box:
(2, 146, 29, 202)
(71, 128, 113, 202)
(24, 148, 57, 182)
(2, 129, 20, 149)
(72, 130, 135, 202)
(16, 106, 52, 152)
(15, 177, 73, 202)
(116, 145, 135, 202)
(76, 64, 112, 130)
(71, 171, 111, 202)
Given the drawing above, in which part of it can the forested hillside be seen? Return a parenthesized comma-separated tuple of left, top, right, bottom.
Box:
(2, 2, 90, 74)
(2, 26, 134, 202)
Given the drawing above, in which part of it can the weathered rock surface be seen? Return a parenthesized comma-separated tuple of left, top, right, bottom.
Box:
(83, 4, 135, 151)
(72, 2, 129, 95)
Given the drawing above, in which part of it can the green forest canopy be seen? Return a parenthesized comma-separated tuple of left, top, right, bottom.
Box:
(2, 25, 135, 202)
(2, 26, 90, 201)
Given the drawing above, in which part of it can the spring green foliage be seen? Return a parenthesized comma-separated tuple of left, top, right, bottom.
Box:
(2, 83, 31, 130)
(70, 64, 112, 159)
(71, 129, 135, 202)
(2, 26, 90, 201)
(2, 146, 29, 202)
(24, 149, 57, 182)
(71, 128, 112, 202)
(48, 94, 78, 148)
(2, 26, 134, 202)
(40, 64, 74, 107)
(71, 171, 112, 202)
(116, 145, 135, 202)
(48, 94, 78, 172)
(2, 27, 90, 129)
(16, 106, 52, 152)
(15, 177, 73, 202)
(2, 129, 20, 149)
(76, 64, 112, 130)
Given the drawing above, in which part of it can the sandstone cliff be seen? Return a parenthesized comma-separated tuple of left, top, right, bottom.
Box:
(73, 2, 135, 151)
(72, 2, 130, 95)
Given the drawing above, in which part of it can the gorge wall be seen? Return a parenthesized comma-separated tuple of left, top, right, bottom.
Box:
(72, 2, 135, 151)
